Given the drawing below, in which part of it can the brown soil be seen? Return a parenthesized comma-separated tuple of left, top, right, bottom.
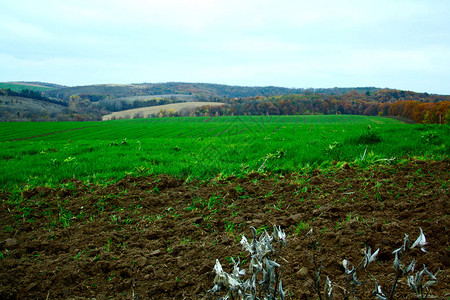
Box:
(0, 160, 449, 299)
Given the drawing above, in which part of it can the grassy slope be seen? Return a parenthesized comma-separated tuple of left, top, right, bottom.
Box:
(1, 115, 448, 189)
(0, 82, 55, 92)
(101, 102, 224, 120)
(0, 95, 67, 115)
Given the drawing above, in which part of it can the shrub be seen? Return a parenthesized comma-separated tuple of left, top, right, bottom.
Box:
(356, 129, 383, 144)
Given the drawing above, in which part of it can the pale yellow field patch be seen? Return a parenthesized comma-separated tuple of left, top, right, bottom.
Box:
(102, 102, 224, 120)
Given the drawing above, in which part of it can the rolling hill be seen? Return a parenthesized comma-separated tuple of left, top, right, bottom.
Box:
(0, 82, 65, 92)
(0, 95, 68, 121)
(102, 101, 224, 120)
(45, 82, 381, 100)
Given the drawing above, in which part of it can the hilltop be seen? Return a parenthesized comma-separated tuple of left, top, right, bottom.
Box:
(45, 82, 380, 100)
(0, 82, 66, 92)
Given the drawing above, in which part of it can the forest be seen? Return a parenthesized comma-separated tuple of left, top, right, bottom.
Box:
(188, 89, 450, 124)
(0, 88, 67, 106)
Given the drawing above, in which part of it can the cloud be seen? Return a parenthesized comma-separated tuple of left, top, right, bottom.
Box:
(0, 21, 52, 41)
(0, 0, 449, 93)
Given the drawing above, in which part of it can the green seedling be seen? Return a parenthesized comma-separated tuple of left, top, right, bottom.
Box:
(294, 221, 311, 235)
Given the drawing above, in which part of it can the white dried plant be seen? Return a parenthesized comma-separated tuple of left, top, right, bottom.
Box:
(337, 246, 379, 298)
(407, 265, 439, 299)
(210, 225, 287, 300)
(373, 228, 438, 300)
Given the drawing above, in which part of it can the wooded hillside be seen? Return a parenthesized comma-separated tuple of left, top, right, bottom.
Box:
(189, 89, 450, 124)
(0, 83, 449, 123)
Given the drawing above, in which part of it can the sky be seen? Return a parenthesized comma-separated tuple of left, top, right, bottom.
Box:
(1, 0, 449, 94)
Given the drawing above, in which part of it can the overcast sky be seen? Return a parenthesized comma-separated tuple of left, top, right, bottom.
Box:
(1, 0, 449, 94)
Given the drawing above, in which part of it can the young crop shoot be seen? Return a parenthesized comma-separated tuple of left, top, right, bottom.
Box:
(210, 225, 286, 300)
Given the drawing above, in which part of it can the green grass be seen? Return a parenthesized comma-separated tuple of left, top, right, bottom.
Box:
(0, 115, 449, 189)
(0, 82, 54, 92)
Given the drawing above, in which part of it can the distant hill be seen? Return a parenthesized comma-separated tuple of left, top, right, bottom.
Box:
(0, 82, 65, 92)
(45, 82, 381, 100)
(0, 95, 68, 121)
(10, 81, 66, 89)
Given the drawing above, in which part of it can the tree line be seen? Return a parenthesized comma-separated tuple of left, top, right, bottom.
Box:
(188, 89, 450, 124)
(96, 98, 184, 112)
(0, 88, 68, 107)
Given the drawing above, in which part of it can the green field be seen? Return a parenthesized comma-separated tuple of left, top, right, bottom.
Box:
(0, 82, 54, 92)
(1, 115, 449, 189)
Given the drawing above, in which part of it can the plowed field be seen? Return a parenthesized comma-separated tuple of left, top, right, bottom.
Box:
(1, 159, 449, 299)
